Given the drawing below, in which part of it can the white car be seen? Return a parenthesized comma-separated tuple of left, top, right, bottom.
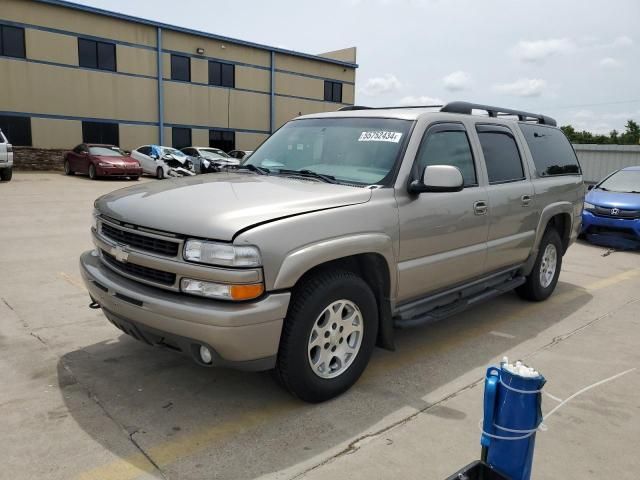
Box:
(131, 145, 195, 179)
(180, 146, 240, 173)
(0, 129, 13, 182)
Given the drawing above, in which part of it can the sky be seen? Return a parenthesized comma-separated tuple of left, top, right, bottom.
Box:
(74, 0, 639, 134)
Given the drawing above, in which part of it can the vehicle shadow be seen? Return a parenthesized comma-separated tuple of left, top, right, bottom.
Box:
(57, 281, 592, 479)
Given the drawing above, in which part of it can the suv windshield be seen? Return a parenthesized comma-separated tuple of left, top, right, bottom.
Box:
(244, 117, 412, 185)
(89, 146, 124, 157)
(598, 170, 640, 193)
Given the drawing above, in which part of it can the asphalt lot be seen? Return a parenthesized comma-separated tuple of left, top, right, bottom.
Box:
(1, 172, 639, 480)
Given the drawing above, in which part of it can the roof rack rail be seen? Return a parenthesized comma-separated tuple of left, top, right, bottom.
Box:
(338, 105, 442, 111)
(440, 101, 556, 126)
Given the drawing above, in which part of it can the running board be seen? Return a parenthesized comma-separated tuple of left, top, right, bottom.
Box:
(394, 275, 526, 329)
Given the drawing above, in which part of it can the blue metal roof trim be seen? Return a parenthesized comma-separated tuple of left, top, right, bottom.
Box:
(34, 0, 359, 68)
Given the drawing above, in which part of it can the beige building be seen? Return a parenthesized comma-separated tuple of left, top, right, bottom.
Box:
(0, 0, 357, 152)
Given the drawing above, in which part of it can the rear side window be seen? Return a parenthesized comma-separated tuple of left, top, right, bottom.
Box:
(415, 125, 477, 187)
(520, 124, 581, 176)
(476, 125, 525, 184)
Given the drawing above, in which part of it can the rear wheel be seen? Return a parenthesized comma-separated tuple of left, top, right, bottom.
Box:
(0, 168, 12, 182)
(517, 228, 563, 301)
(274, 269, 378, 403)
(63, 159, 74, 175)
(88, 164, 97, 180)
(130, 176, 139, 181)
(156, 167, 164, 179)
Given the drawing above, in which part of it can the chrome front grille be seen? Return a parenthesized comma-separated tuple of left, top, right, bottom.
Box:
(101, 222, 180, 257)
(102, 251, 176, 285)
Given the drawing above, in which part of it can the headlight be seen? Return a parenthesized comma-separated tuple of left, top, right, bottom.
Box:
(91, 209, 100, 230)
(583, 202, 595, 210)
(183, 240, 261, 267)
(180, 278, 264, 301)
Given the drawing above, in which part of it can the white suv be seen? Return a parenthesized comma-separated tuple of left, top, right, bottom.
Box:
(0, 129, 14, 182)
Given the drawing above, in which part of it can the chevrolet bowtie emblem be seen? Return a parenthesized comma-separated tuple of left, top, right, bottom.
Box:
(112, 244, 129, 263)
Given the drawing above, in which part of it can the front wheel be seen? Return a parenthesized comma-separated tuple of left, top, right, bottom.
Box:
(88, 164, 98, 180)
(274, 270, 378, 403)
(156, 166, 165, 179)
(0, 168, 12, 182)
(63, 160, 74, 175)
(517, 228, 563, 301)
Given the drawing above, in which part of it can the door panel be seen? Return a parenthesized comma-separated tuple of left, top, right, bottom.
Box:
(475, 124, 536, 271)
(485, 182, 536, 270)
(397, 187, 489, 301)
(396, 122, 489, 303)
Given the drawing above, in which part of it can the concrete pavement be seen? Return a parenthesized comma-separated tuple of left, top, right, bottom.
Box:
(1, 172, 639, 480)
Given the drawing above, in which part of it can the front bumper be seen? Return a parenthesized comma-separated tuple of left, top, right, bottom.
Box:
(581, 211, 640, 247)
(80, 250, 290, 370)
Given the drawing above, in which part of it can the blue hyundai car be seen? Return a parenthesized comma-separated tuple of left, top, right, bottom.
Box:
(582, 166, 640, 248)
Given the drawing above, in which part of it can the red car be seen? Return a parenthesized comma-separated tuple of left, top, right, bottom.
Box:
(64, 143, 143, 180)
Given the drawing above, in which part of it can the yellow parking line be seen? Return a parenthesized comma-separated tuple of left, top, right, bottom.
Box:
(75, 267, 640, 480)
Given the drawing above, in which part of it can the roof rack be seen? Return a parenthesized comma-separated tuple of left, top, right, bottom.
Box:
(440, 101, 556, 126)
(338, 105, 442, 111)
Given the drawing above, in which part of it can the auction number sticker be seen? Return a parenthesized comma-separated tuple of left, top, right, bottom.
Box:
(358, 131, 403, 143)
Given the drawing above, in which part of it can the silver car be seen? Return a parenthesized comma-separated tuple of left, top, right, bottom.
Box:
(80, 101, 584, 402)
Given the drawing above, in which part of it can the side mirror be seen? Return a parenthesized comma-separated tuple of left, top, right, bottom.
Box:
(409, 165, 464, 194)
(587, 184, 595, 191)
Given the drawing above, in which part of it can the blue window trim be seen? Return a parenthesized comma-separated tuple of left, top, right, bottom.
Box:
(0, 110, 271, 136)
(33, 0, 358, 69)
(0, 54, 354, 106)
(0, 53, 157, 80)
(0, 18, 355, 85)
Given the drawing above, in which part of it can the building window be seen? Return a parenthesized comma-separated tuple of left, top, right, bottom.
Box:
(78, 38, 116, 71)
(0, 115, 32, 146)
(209, 129, 235, 152)
(324, 81, 342, 103)
(208, 61, 234, 88)
(0, 25, 26, 59)
(82, 121, 119, 146)
(172, 127, 192, 149)
(171, 54, 190, 82)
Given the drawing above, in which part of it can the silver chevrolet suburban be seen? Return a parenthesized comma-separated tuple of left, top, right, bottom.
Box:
(80, 102, 584, 402)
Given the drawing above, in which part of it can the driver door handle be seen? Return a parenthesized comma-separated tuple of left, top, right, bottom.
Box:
(474, 201, 488, 215)
(521, 194, 532, 207)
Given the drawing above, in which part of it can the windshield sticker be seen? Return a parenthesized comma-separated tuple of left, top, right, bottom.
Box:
(358, 131, 403, 143)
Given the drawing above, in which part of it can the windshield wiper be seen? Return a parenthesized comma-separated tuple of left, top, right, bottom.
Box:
(237, 164, 269, 175)
(274, 168, 338, 184)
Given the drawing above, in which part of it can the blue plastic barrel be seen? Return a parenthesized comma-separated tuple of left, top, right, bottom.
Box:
(481, 364, 546, 480)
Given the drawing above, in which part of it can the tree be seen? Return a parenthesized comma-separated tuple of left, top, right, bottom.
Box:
(561, 120, 639, 145)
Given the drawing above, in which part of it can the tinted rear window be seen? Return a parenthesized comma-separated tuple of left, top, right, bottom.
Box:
(476, 127, 525, 184)
(520, 124, 581, 176)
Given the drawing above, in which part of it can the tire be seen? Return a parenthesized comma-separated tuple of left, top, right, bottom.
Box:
(517, 228, 563, 302)
(63, 159, 74, 176)
(88, 164, 97, 180)
(0, 168, 12, 182)
(274, 269, 378, 403)
(156, 167, 165, 179)
(130, 176, 139, 181)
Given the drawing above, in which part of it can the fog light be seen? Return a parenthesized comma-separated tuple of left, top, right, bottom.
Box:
(199, 345, 213, 364)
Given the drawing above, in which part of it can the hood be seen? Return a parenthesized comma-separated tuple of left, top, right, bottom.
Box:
(586, 188, 640, 209)
(95, 172, 372, 240)
(94, 155, 139, 165)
